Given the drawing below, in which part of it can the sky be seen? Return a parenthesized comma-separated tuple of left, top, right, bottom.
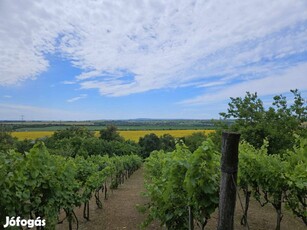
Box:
(0, 0, 307, 120)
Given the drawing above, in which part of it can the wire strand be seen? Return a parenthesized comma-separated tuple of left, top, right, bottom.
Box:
(231, 174, 250, 230)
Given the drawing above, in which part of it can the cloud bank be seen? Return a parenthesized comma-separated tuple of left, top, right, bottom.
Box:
(1, 0, 307, 100)
(180, 62, 307, 105)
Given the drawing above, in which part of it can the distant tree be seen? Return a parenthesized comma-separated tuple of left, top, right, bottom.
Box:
(76, 138, 140, 157)
(183, 132, 207, 152)
(99, 125, 124, 142)
(43, 126, 94, 156)
(52, 126, 94, 140)
(45, 126, 140, 157)
(105, 140, 142, 156)
(15, 139, 34, 154)
(48, 136, 84, 157)
(160, 134, 176, 152)
(139, 133, 161, 158)
(207, 120, 228, 151)
(218, 89, 307, 155)
(0, 131, 16, 152)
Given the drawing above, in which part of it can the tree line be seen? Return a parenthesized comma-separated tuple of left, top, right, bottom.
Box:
(0, 124, 208, 159)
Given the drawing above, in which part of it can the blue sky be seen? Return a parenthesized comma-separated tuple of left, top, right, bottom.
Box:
(0, 0, 307, 120)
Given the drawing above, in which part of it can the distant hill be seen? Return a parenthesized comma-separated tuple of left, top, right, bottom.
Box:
(0, 119, 235, 131)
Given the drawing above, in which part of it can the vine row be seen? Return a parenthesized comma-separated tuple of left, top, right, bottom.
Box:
(0, 142, 142, 229)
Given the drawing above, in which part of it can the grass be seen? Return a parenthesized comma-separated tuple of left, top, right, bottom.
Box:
(12, 130, 215, 141)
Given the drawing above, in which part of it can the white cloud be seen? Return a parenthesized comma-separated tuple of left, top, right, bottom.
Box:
(0, 0, 307, 98)
(0, 103, 100, 120)
(180, 62, 307, 105)
(3, 95, 12, 98)
(61, 81, 76, 85)
(66, 94, 87, 103)
(197, 81, 228, 88)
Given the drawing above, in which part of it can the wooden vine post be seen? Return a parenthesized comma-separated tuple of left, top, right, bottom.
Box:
(217, 132, 241, 230)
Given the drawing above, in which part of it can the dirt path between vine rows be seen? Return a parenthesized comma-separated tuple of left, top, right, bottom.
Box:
(56, 167, 305, 230)
(56, 168, 161, 230)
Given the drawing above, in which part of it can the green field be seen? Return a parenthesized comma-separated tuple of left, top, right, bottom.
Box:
(1, 119, 224, 132)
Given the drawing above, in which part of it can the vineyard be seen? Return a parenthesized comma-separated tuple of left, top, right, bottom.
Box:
(142, 137, 306, 230)
(0, 142, 142, 229)
(0, 136, 306, 229)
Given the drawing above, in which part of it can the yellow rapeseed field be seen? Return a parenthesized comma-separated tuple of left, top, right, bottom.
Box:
(119, 130, 215, 141)
(12, 130, 215, 142)
(12, 131, 54, 140)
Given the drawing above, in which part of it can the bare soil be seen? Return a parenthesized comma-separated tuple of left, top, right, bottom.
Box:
(56, 168, 305, 230)
(56, 168, 161, 230)
(206, 192, 306, 230)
